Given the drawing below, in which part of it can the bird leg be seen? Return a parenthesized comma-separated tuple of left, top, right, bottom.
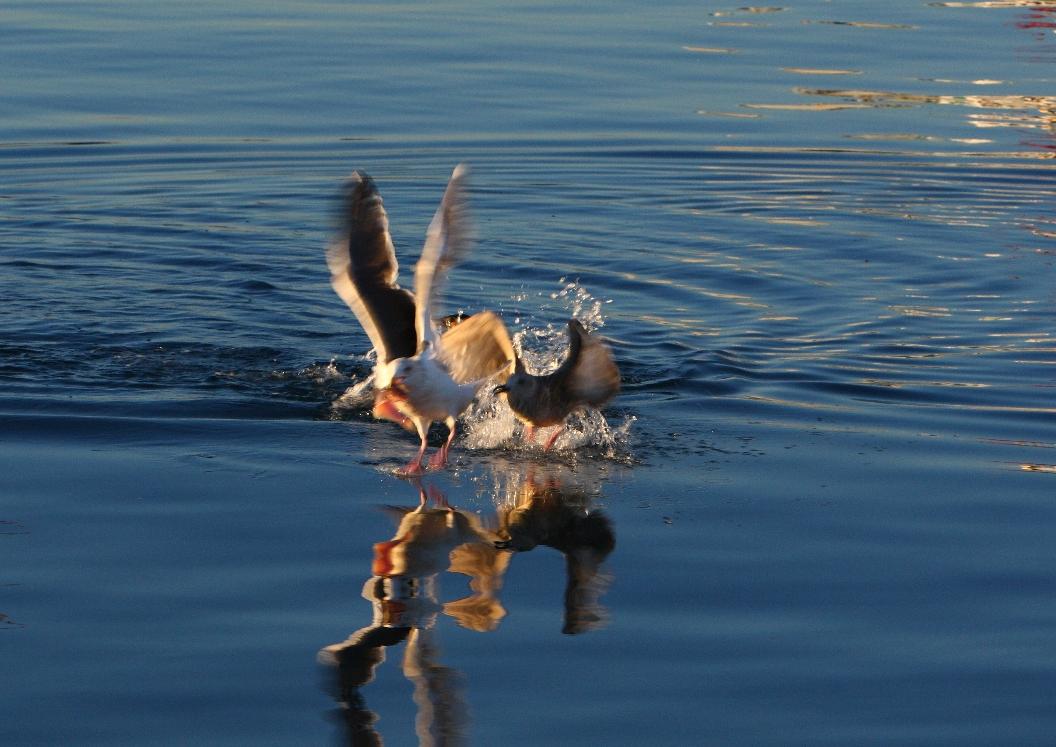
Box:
(426, 484, 450, 509)
(429, 418, 458, 470)
(399, 440, 427, 476)
(523, 424, 536, 446)
(542, 425, 565, 452)
(398, 424, 429, 476)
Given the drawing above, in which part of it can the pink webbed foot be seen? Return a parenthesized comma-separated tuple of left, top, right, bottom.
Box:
(542, 426, 565, 452)
(397, 439, 428, 477)
(397, 459, 425, 477)
(428, 421, 457, 470)
(428, 448, 448, 470)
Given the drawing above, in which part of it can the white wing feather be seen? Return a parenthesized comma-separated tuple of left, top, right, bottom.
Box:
(414, 164, 472, 351)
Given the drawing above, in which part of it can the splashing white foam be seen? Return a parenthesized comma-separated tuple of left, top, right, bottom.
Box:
(331, 373, 374, 413)
(552, 277, 607, 331)
(329, 351, 377, 415)
(461, 387, 633, 460)
(301, 359, 346, 383)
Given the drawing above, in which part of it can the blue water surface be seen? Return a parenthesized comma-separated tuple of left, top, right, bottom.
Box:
(2, 1, 1056, 745)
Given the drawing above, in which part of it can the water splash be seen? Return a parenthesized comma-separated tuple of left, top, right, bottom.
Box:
(462, 281, 632, 460)
(300, 359, 346, 385)
(552, 277, 608, 333)
(330, 372, 374, 414)
(328, 351, 376, 416)
(460, 394, 635, 462)
(510, 278, 609, 375)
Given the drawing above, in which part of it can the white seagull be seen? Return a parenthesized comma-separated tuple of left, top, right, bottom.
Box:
(326, 165, 515, 474)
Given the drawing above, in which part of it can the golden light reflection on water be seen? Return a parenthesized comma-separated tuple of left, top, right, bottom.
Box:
(691, 2, 1056, 159)
(861, 378, 992, 389)
(753, 215, 829, 227)
(932, 1, 1056, 7)
(887, 305, 957, 318)
(639, 314, 725, 334)
(799, 88, 1055, 114)
(791, 89, 1056, 141)
(710, 6, 786, 15)
(618, 270, 762, 305)
(683, 45, 738, 54)
(744, 393, 850, 411)
(845, 132, 951, 141)
(782, 67, 863, 75)
(711, 144, 1055, 159)
(984, 438, 1056, 450)
(743, 102, 876, 111)
(921, 78, 1006, 85)
(696, 110, 762, 118)
(804, 20, 918, 30)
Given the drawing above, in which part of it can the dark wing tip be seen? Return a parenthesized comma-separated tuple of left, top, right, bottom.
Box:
(326, 169, 417, 362)
(564, 318, 620, 407)
(337, 171, 383, 229)
(567, 318, 587, 339)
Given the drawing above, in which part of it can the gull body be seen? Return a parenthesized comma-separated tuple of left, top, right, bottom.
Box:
(495, 319, 620, 451)
(326, 165, 514, 473)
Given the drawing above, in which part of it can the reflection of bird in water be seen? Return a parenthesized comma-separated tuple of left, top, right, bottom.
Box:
(370, 483, 488, 580)
(318, 482, 509, 746)
(326, 165, 515, 474)
(495, 469, 615, 634)
(495, 319, 620, 451)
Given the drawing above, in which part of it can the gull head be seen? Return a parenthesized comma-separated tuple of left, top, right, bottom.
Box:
(493, 373, 528, 399)
(391, 357, 427, 393)
(493, 356, 528, 397)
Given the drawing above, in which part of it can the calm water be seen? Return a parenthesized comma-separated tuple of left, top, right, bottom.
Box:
(3, 1, 1056, 744)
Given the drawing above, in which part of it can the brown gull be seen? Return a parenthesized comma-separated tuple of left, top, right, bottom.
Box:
(494, 319, 620, 451)
(326, 165, 515, 474)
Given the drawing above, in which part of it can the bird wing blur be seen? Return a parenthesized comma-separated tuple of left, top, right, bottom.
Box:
(564, 319, 620, 407)
(438, 310, 516, 384)
(325, 172, 417, 364)
(413, 164, 471, 352)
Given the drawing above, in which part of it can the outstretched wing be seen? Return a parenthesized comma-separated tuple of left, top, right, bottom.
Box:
(326, 171, 417, 363)
(564, 320, 620, 407)
(438, 311, 516, 384)
(413, 164, 472, 350)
